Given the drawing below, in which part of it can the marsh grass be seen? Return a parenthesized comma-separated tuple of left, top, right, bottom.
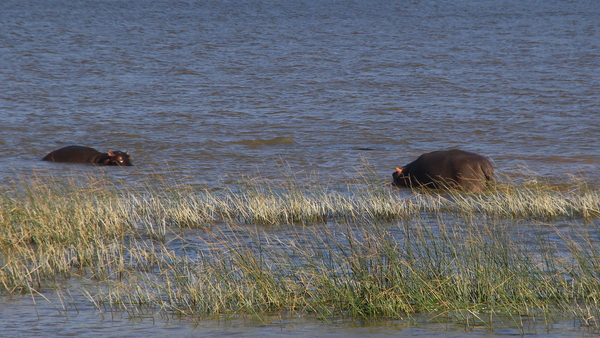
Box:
(0, 168, 599, 332)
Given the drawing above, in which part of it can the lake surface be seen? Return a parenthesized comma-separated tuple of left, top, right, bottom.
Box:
(1, 0, 599, 336)
(2, 0, 599, 184)
(1, 291, 596, 338)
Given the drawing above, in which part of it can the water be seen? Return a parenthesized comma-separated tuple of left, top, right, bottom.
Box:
(2, 0, 599, 183)
(0, 282, 596, 338)
(0, 290, 582, 338)
(1, 0, 599, 336)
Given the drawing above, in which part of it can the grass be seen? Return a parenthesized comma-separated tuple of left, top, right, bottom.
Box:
(0, 168, 599, 333)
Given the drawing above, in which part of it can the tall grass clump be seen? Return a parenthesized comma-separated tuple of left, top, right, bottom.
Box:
(446, 173, 600, 219)
(86, 217, 600, 332)
(0, 173, 133, 292)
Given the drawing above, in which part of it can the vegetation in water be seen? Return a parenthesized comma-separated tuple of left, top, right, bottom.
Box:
(0, 168, 598, 333)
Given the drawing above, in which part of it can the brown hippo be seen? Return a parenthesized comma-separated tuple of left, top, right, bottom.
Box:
(392, 149, 493, 192)
(42, 145, 133, 166)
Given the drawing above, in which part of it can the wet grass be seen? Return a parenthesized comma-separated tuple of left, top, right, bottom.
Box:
(0, 169, 599, 333)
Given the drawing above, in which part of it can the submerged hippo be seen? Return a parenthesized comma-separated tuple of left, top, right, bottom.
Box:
(392, 149, 493, 192)
(42, 145, 133, 166)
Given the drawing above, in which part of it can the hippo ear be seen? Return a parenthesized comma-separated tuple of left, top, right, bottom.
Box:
(395, 167, 404, 175)
(108, 151, 115, 156)
(126, 151, 130, 155)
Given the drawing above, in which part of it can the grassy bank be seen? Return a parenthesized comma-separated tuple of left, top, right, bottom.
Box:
(0, 170, 599, 332)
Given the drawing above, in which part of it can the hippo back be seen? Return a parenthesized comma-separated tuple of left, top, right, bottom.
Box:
(42, 146, 104, 163)
(42, 145, 133, 166)
(393, 149, 494, 192)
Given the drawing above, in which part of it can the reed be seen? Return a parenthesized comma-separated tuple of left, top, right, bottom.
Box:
(0, 169, 598, 332)
(86, 218, 600, 332)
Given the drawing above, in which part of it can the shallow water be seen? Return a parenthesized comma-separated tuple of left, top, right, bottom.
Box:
(1, 287, 598, 338)
(1, 0, 599, 336)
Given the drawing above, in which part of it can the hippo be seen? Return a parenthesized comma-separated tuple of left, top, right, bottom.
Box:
(42, 145, 133, 166)
(392, 149, 493, 192)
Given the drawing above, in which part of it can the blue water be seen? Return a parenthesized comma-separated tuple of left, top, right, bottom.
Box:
(1, 0, 599, 184)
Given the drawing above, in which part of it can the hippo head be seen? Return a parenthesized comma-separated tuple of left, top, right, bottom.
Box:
(392, 166, 408, 187)
(103, 151, 134, 166)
